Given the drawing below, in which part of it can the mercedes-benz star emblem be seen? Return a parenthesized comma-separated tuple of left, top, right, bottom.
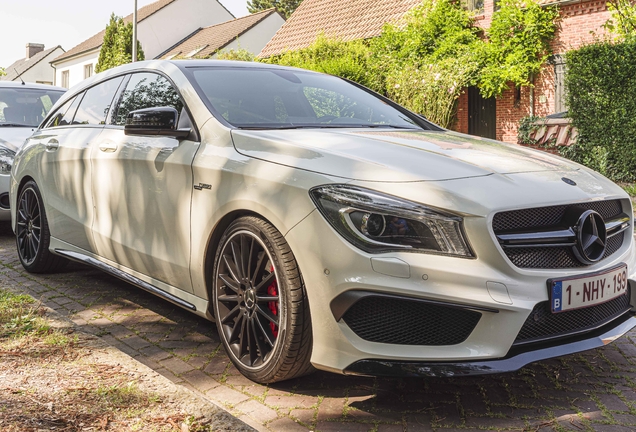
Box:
(562, 177, 577, 186)
(573, 210, 607, 264)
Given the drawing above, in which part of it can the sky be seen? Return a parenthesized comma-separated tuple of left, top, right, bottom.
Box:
(0, 0, 250, 68)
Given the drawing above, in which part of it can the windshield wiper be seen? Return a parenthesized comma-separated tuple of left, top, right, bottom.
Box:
(0, 123, 34, 128)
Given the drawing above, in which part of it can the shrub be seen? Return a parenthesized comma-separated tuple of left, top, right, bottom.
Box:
(563, 39, 636, 181)
(517, 115, 543, 145)
(215, 48, 256, 62)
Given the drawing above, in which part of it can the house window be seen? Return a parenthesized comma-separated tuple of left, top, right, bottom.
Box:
(554, 55, 567, 113)
(61, 70, 69, 88)
(84, 64, 93, 79)
(463, 0, 484, 13)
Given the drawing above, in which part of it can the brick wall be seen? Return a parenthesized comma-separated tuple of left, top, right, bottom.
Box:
(450, 0, 612, 143)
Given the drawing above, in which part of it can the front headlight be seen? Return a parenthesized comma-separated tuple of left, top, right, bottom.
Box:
(0, 147, 15, 175)
(310, 185, 474, 257)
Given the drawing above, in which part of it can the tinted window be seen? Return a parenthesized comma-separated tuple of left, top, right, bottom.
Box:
(74, 77, 124, 125)
(44, 94, 82, 128)
(112, 73, 183, 126)
(0, 87, 64, 127)
(188, 68, 424, 130)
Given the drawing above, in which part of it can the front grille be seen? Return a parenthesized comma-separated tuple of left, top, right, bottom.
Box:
(342, 296, 481, 346)
(514, 288, 631, 344)
(493, 200, 626, 269)
(493, 200, 622, 232)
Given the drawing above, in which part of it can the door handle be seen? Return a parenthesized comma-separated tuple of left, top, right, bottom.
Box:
(45, 139, 59, 151)
(99, 142, 118, 153)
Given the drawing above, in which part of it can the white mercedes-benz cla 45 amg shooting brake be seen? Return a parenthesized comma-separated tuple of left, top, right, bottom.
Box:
(10, 60, 636, 384)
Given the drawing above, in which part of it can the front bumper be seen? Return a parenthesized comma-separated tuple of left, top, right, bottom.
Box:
(284, 208, 636, 375)
(344, 314, 636, 377)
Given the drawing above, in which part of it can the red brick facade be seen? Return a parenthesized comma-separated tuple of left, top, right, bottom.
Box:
(452, 0, 612, 143)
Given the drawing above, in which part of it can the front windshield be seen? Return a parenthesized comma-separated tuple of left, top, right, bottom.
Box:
(188, 67, 425, 130)
(0, 87, 65, 127)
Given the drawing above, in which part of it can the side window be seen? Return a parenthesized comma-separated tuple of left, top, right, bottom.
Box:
(73, 76, 124, 125)
(44, 94, 82, 129)
(112, 73, 184, 126)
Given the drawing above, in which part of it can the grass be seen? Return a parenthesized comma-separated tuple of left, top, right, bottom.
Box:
(0, 286, 216, 431)
(620, 183, 636, 197)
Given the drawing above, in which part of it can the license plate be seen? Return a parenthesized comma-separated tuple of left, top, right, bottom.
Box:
(550, 264, 628, 313)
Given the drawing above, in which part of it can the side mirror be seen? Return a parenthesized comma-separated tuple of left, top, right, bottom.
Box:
(124, 107, 190, 138)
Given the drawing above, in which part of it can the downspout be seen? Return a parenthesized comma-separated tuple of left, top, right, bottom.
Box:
(529, 73, 535, 117)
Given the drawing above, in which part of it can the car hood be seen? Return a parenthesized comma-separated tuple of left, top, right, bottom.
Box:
(0, 127, 36, 152)
(231, 129, 579, 182)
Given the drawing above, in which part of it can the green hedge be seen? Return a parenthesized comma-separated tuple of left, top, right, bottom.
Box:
(563, 40, 636, 181)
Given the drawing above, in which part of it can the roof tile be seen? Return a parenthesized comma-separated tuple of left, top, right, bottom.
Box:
(161, 9, 279, 59)
(259, 0, 421, 57)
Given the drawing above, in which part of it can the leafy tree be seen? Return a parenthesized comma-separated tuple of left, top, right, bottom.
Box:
(604, 0, 636, 40)
(95, 14, 145, 73)
(247, 0, 302, 19)
(0, 67, 5, 77)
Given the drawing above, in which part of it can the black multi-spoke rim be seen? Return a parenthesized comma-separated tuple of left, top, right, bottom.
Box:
(16, 188, 42, 265)
(215, 231, 281, 368)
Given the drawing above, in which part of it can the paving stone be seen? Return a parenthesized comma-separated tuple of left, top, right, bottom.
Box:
(207, 385, 251, 407)
(139, 345, 173, 362)
(181, 369, 220, 393)
(267, 417, 310, 431)
(235, 399, 279, 422)
(315, 421, 371, 431)
(599, 394, 630, 411)
(159, 356, 195, 375)
(290, 408, 316, 424)
(265, 395, 319, 409)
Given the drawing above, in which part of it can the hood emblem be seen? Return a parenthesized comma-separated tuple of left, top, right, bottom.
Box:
(573, 210, 607, 264)
(562, 177, 577, 186)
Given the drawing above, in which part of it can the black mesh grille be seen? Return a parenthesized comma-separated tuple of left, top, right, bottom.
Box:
(493, 200, 622, 232)
(504, 232, 625, 269)
(514, 288, 631, 344)
(493, 200, 626, 269)
(342, 297, 481, 346)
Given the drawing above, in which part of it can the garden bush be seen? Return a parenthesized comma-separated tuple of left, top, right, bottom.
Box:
(563, 39, 636, 181)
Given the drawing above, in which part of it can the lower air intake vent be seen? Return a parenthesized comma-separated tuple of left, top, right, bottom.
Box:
(342, 296, 481, 346)
(514, 288, 631, 345)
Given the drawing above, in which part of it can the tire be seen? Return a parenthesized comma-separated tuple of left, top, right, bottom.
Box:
(15, 180, 68, 273)
(212, 216, 314, 384)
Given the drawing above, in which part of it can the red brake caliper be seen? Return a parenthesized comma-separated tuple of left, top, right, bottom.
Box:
(267, 265, 279, 337)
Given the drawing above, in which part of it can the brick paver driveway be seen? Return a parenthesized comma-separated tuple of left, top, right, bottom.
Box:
(1, 224, 636, 431)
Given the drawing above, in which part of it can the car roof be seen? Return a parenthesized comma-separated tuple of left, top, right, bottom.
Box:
(0, 81, 66, 92)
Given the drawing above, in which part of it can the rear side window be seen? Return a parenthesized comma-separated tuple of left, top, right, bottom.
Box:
(45, 94, 82, 128)
(74, 76, 124, 125)
(112, 73, 183, 126)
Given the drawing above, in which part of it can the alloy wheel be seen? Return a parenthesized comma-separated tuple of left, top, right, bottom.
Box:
(16, 187, 42, 265)
(215, 231, 282, 369)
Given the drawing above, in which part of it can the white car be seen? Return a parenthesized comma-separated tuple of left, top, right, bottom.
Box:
(10, 60, 636, 383)
(0, 82, 65, 221)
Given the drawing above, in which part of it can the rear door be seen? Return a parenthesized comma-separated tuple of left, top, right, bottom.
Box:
(32, 76, 124, 251)
(90, 72, 199, 292)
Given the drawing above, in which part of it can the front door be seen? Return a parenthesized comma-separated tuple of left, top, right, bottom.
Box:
(90, 72, 198, 291)
(468, 86, 496, 140)
(34, 76, 124, 252)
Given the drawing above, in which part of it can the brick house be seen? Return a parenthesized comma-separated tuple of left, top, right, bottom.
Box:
(455, 0, 612, 143)
(260, 0, 613, 143)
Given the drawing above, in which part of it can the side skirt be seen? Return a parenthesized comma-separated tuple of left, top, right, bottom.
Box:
(53, 248, 204, 315)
